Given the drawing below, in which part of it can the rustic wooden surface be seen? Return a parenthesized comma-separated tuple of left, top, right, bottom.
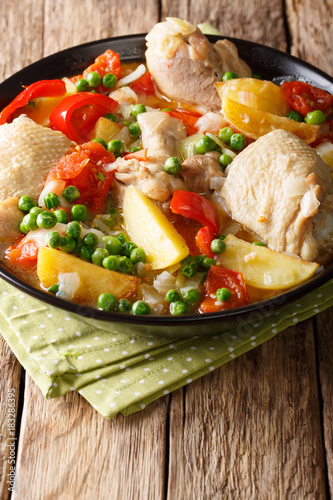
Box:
(0, 0, 332, 499)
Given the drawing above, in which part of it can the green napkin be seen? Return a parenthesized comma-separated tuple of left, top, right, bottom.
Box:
(1, 277, 332, 418)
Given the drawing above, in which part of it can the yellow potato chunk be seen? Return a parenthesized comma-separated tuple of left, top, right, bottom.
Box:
(216, 78, 292, 116)
(92, 117, 122, 143)
(37, 247, 139, 304)
(219, 235, 318, 289)
(123, 186, 189, 270)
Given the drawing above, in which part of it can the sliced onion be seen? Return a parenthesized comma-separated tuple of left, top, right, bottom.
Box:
(182, 273, 204, 291)
(153, 271, 176, 294)
(284, 176, 308, 198)
(206, 132, 237, 159)
(23, 224, 67, 247)
(91, 218, 113, 237)
(210, 176, 226, 190)
(300, 190, 320, 218)
(38, 180, 66, 207)
(56, 272, 80, 300)
(109, 86, 138, 104)
(195, 112, 228, 134)
(222, 221, 242, 235)
(140, 283, 165, 304)
(117, 64, 146, 88)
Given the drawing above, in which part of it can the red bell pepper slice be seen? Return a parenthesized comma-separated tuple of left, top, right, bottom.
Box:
(49, 92, 118, 143)
(170, 191, 219, 234)
(199, 265, 249, 314)
(195, 226, 215, 258)
(0, 79, 67, 125)
(280, 81, 333, 117)
(166, 109, 202, 135)
(130, 72, 155, 95)
(46, 141, 116, 213)
(123, 148, 149, 161)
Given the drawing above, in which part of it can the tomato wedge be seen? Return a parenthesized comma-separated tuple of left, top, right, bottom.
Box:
(199, 265, 249, 313)
(281, 81, 333, 117)
(170, 191, 219, 234)
(0, 79, 66, 125)
(83, 49, 121, 80)
(49, 92, 118, 143)
(130, 72, 155, 95)
(195, 226, 215, 258)
(46, 141, 116, 212)
(7, 239, 39, 269)
(166, 109, 201, 136)
(123, 148, 149, 161)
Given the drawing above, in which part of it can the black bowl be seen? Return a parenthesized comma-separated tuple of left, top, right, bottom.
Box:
(1, 34, 333, 337)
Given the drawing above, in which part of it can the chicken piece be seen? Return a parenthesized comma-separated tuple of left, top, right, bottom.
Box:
(145, 18, 251, 111)
(0, 197, 22, 248)
(0, 115, 72, 202)
(220, 129, 333, 261)
(113, 112, 187, 203)
(181, 151, 224, 193)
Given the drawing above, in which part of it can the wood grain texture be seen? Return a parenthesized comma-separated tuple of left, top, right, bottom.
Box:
(168, 324, 327, 499)
(0, 338, 21, 500)
(12, 375, 168, 500)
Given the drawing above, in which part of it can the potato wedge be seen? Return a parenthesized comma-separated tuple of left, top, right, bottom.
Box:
(123, 186, 189, 270)
(216, 78, 292, 116)
(219, 235, 318, 289)
(220, 96, 318, 144)
(37, 247, 139, 304)
(92, 117, 122, 143)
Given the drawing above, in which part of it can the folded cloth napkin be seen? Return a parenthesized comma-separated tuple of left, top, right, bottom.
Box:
(1, 277, 332, 418)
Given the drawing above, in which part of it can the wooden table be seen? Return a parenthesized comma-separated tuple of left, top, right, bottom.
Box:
(0, 1, 332, 498)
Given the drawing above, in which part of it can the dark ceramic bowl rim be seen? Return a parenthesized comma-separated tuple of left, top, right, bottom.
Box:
(0, 33, 332, 327)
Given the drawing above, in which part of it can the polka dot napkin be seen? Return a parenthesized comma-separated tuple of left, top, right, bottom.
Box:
(1, 278, 332, 418)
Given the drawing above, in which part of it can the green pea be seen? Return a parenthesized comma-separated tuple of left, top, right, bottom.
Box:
(216, 287, 232, 301)
(102, 73, 117, 88)
(130, 104, 146, 118)
(37, 211, 57, 229)
(222, 71, 239, 81)
(92, 248, 109, 266)
(43, 192, 60, 209)
(19, 221, 29, 234)
(102, 255, 120, 271)
(202, 257, 216, 270)
(211, 239, 226, 254)
(219, 154, 233, 168)
(79, 245, 94, 261)
(75, 78, 89, 92)
(18, 195, 37, 212)
(86, 71, 103, 88)
(121, 241, 137, 258)
(164, 157, 182, 174)
(128, 121, 141, 137)
(131, 300, 150, 315)
(117, 298, 132, 313)
(130, 247, 146, 264)
(71, 204, 87, 222)
(251, 74, 263, 80)
(181, 289, 201, 305)
(22, 212, 38, 231)
(62, 185, 80, 202)
(103, 236, 122, 255)
(48, 284, 59, 294)
(83, 232, 99, 247)
(195, 135, 216, 154)
(72, 238, 84, 256)
(219, 234, 226, 240)
(66, 221, 81, 239)
(195, 255, 206, 268)
(115, 233, 127, 244)
(304, 110, 326, 125)
(104, 113, 117, 122)
(286, 110, 303, 122)
(165, 289, 181, 303)
(230, 133, 246, 151)
(58, 236, 76, 253)
(44, 230, 60, 249)
(170, 301, 189, 315)
(181, 256, 198, 278)
(252, 241, 267, 247)
(54, 209, 69, 224)
(91, 138, 108, 149)
(107, 139, 124, 157)
(97, 292, 117, 311)
(29, 206, 43, 215)
(218, 127, 234, 143)
(118, 256, 134, 274)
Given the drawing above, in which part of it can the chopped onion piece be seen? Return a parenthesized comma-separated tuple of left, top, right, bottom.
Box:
(24, 224, 67, 247)
(56, 272, 80, 300)
(38, 180, 66, 207)
(222, 221, 242, 235)
(195, 112, 228, 134)
(117, 64, 146, 88)
(91, 218, 113, 237)
(210, 176, 226, 190)
(109, 86, 138, 104)
(300, 190, 320, 218)
(153, 271, 176, 294)
(140, 283, 165, 304)
(182, 273, 204, 291)
(81, 225, 106, 248)
(179, 132, 204, 160)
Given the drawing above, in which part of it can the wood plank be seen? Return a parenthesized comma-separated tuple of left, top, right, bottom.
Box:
(168, 324, 327, 499)
(12, 375, 167, 500)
